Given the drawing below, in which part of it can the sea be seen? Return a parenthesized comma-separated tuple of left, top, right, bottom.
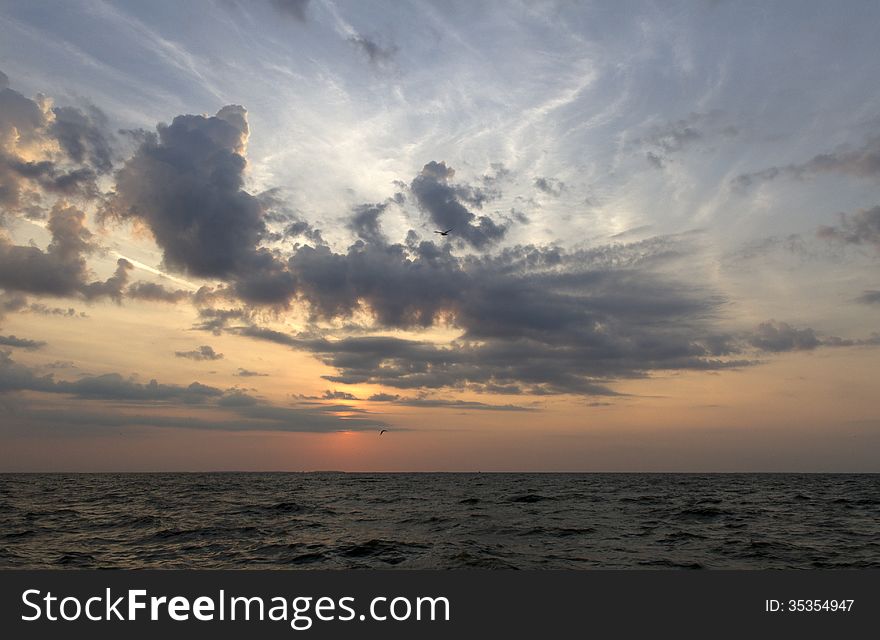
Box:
(1, 473, 877, 569)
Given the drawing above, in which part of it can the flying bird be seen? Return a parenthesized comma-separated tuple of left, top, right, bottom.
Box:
(379, 429, 388, 436)
(434, 227, 453, 237)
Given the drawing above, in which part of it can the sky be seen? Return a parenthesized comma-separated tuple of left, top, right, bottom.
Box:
(0, 0, 878, 471)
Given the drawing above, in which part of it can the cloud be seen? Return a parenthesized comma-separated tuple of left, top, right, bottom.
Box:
(126, 281, 190, 303)
(322, 389, 358, 400)
(368, 394, 535, 412)
(234, 368, 268, 377)
(284, 219, 325, 245)
(258, 188, 325, 247)
(0, 351, 385, 433)
(0, 77, 110, 214)
(27, 302, 86, 317)
(734, 135, 880, 189)
(816, 206, 880, 248)
(367, 393, 400, 402)
(270, 0, 309, 22)
(746, 321, 821, 352)
(80, 258, 132, 302)
(49, 105, 114, 174)
(347, 202, 387, 244)
(0, 335, 45, 349)
(3, 404, 384, 434)
(284, 239, 463, 326)
(645, 151, 665, 169)
(534, 177, 566, 197)
(2, 158, 98, 204)
(743, 320, 879, 352)
(0, 203, 130, 300)
(856, 290, 880, 305)
(410, 161, 508, 249)
(729, 233, 811, 262)
(103, 106, 288, 295)
(636, 112, 733, 169)
(645, 121, 702, 153)
(217, 390, 258, 407)
(0, 292, 27, 319)
(283, 222, 319, 242)
(0, 80, 48, 153)
(348, 35, 398, 66)
(0, 350, 221, 402)
(482, 163, 510, 186)
(174, 345, 224, 361)
(206, 235, 766, 396)
(194, 307, 253, 334)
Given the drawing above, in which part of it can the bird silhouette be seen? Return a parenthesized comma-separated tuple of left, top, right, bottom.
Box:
(433, 227, 453, 237)
(379, 429, 388, 436)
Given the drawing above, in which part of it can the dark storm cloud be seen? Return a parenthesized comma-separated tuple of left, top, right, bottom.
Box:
(410, 161, 508, 249)
(301, 334, 709, 396)
(286, 239, 464, 326)
(0, 203, 130, 300)
(81, 258, 132, 302)
(816, 206, 880, 248)
(746, 321, 821, 352)
(2, 157, 98, 201)
(0, 202, 93, 297)
(49, 105, 114, 173)
(270, 0, 309, 22)
(206, 235, 765, 395)
(175, 345, 224, 361)
(228, 249, 299, 306)
(0, 335, 45, 349)
(126, 281, 190, 303)
(856, 290, 880, 304)
(347, 202, 387, 244)
(284, 219, 325, 245)
(733, 135, 880, 189)
(348, 35, 398, 66)
(103, 105, 283, 284)
(159, 167, 875, 391)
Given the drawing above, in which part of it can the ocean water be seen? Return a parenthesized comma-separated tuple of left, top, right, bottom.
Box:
(0, 473, 877, 569)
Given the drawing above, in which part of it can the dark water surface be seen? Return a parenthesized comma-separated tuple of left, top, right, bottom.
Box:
(1, 473, 877, 569)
